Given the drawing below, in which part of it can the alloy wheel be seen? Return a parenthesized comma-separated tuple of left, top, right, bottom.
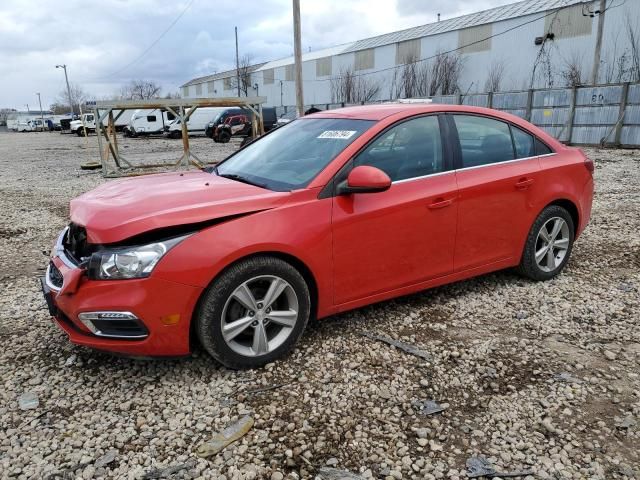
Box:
(221, 275, 299, 357)
(535, 216, 570, 273)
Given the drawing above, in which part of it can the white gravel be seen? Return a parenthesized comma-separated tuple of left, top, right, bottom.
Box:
(0, 131, 638, 480)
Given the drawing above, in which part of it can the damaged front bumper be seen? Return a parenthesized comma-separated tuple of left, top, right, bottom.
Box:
(41, 228, 203, 357)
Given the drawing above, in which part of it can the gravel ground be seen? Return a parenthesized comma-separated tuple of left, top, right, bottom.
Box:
(0, 131, 638, 480)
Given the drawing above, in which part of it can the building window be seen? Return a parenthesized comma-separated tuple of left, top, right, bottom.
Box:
(396, 39, 421, 65)
(263, 68, 275, 85)
(285, 64, 294, 82)
(458, 24, 492, 53)
(182, 86, 189, 97)
(544, 3, 592, 38)
(207, 81, 215, 95)
(354, 48, 375, 71)
(223, 77, 232, 90)
(316, 57, 332, 76)
(195, 83, 202, 96)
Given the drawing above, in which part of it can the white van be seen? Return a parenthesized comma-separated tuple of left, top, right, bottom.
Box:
(164, 107, 225, 138)
(125, 109, 176, 137)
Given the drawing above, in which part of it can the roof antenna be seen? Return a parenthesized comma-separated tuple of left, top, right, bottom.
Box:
(437, 13, 441, 22)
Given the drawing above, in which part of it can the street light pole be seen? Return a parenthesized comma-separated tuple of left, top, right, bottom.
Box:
(56, 64, 74, 115)
(36, 92, 44, 131)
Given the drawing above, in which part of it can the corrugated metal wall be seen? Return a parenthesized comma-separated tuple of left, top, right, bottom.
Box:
(290, 82, 640, 147)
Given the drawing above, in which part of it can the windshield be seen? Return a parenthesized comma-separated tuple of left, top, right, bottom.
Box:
(215, 118, 374, 191)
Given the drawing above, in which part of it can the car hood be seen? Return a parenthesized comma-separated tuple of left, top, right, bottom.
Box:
(70, 171, 290, 243)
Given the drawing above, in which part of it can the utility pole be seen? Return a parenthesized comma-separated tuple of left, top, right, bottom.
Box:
(36, 93, 44, 131)
(56, 64, 75, 115)
(590, 0, 606, 85)
(235, 26, 241, 97)
(280, 80, 284, 107)
(292, 0, 304, 116)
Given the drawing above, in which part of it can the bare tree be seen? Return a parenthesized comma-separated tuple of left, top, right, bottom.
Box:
(429, 50, 464, 95)
(389, 53, 430, 99)
(55, 83, 89, 114)
(330, 66, 381, 103)
(120, 80, 162, 100)
(560, 51, 584, 87)
(484, 59, 506, 92)
(626, 17, 640, 82)
(229, 54, 255, 97)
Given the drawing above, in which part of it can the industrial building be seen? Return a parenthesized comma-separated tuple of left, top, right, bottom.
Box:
(181, 0, 640, 107)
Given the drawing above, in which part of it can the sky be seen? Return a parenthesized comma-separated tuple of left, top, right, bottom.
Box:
(0, 0, 515, 110)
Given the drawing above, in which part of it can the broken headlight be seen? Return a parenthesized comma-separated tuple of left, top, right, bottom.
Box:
(87, 236, 188, 280)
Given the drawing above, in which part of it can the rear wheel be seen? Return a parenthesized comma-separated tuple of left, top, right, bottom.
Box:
(218, 130, 231, 143)
(196, 256, 310, 369)
(518, 205, 574, 281)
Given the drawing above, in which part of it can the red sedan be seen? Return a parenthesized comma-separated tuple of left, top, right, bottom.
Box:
(43, 104, 594, 368)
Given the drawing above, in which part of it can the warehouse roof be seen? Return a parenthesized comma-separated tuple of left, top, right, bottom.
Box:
(181, 62, 266, 87)
(182, 0, 583, 86)
(341, 0, 583, 53)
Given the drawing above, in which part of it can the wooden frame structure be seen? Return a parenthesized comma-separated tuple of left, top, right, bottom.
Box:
(91, 97, 266, 177)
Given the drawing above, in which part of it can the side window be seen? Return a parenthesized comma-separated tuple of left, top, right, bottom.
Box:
(453, 115, 514, 168)
(146, 115, 157, 122)
(353, 116, 443, 182)
(535, 138, 553, 155)
(511, 125, 534, 158)
(166, 112, 175, 121)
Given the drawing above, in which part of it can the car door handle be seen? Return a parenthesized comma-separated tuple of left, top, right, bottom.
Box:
(515, 178, 534, 190)
(428, 197, 453, 209)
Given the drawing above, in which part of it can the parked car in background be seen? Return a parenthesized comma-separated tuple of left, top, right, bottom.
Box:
(42, 104, 593, 369)
(164, 107, 225, 138)
(205, 107, 277, 140)
(211, 114, 251, 143)
(124, 109, 176, 137)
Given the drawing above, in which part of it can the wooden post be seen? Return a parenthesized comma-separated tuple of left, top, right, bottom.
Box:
(614, 82, 629, 146)
(292, 0, 304, 117)
(566, 86, 578, 145)
(525, 89, 534, 122)
(487, 91, 493, 109)
(180, 106, 190, 168)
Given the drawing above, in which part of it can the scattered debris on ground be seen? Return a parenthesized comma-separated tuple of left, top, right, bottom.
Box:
(0, 134, 638, 478)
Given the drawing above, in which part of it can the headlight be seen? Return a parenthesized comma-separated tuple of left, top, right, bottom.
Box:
(87, 235, 188, 280)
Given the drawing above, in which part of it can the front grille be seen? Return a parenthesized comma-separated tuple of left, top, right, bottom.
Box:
(64, 223, 95, 263)
(48, 261, 64, 288)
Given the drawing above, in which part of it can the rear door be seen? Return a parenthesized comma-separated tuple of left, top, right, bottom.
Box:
(450, 114, 542, 271)
(332, 115, 458, 305)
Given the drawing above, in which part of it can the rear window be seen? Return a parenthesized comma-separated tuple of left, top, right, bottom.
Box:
(453, 115, 514, 168)
(535, 138, 553, 155)
(511, 126, 534, 158)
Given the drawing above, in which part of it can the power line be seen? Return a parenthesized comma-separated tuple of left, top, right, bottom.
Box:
(99, 0, 196, 79)
(266, 1, 583, 84)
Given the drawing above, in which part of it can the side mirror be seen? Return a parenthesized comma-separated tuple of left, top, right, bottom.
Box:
(337, 165, 391, 195)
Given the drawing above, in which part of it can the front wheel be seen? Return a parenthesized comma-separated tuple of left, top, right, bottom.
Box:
(196, 256, 311, 369)
(518, 205, 575, 281)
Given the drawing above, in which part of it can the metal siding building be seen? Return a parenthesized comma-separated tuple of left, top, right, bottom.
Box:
(181, 0, 640, 107)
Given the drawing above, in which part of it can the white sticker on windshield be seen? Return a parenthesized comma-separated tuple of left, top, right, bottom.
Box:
(317, 130, 357, 139)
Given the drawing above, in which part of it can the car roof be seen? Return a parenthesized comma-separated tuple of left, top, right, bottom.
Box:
(306, 103, 565, 151)
(307, 103, 508, 121)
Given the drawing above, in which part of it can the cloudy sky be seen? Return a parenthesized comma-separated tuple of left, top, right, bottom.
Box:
(0, 0, 514, 110)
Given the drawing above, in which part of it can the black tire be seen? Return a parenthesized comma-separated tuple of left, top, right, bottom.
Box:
(218, 130, 231, 143)
(75, 129, 84, 137)
(196, 256, 311, 369)
(170, 130, 181, 139)
(517, 205, 575, 281)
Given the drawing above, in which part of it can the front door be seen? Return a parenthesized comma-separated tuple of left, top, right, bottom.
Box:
(331, 115, 458, 305)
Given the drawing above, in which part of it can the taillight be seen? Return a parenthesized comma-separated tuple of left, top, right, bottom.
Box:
(584, 156, 594, 174)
